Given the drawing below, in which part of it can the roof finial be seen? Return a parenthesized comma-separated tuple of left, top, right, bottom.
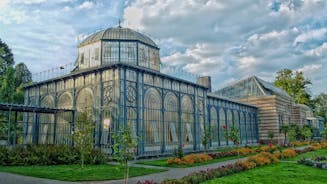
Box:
(118, 19, 122, 28)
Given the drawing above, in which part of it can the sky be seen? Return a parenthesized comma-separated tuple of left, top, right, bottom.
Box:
(0, 0, 326, 96)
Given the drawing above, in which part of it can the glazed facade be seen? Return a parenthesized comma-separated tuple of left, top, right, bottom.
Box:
(24, 27, 258, 156)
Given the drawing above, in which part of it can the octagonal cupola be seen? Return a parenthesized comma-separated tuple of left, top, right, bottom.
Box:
(77, 26, 160, 71)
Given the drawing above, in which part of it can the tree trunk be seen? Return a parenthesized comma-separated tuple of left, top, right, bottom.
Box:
(124, 159, 129, 184)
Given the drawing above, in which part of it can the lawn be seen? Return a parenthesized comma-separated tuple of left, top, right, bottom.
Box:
(286, 148, 327, 161)
(203, 148, 327, 184)
(0, 164, 166, 181)
(137, 154, 248, 168)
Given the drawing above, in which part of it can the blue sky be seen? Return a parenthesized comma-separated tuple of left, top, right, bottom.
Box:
(0, 0, 326, 95)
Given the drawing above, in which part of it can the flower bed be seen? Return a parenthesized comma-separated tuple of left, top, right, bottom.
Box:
(158, 142, 327, 184)
(298, 156, 327, 170)
(167, 154, 212, 165)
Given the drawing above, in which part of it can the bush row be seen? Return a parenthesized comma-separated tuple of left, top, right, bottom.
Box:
(298, 156, 327, 170)
(167, 154, 212, 165)
(0, 145, 106, 166)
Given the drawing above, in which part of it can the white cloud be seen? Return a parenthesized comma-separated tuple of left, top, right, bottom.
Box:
(297, 64, 322, 73)
(77, 1, 94, 10)
(13, 0, 48, 4)
(293, 28, 327, 46)
(123, 0, 327, 95)
(238, 56, 259, 69)
(304, 42, 327, 57)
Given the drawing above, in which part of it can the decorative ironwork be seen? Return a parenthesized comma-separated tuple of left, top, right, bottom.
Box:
(103, 85, 113, 105)
(126, 86, 136, 103)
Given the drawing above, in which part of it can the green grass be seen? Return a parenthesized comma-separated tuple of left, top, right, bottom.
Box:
(203, 148, 327, 184)
(203, 162, 327, 184)
(0, 164, 166, 181)
(137, 154, 249, 168)
(285, 148, 327, 161)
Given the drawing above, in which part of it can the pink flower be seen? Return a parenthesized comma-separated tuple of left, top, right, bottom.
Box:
(269, 142, 273, 149)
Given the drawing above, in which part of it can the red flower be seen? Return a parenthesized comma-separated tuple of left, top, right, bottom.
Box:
(222, 125, 227, 129)
(269, 142, 273, 149)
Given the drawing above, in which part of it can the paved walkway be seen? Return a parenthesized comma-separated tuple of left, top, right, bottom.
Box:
(101, 157, 248, 184)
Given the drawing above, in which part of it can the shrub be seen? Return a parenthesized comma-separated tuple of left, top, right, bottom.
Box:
(247, 152, 279, 166)
(167, 154, 212, 165)
(236, 147, 255, 155)
(235, 160, 256, 170)
(0, 145, 106, 166)
(279, 148, 297, 159)
(137, 180, 157, 184)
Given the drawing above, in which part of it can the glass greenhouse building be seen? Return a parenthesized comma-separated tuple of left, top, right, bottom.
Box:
(23, 26, 259, 156)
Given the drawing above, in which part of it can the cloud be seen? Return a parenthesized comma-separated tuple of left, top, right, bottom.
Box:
(297, 64, 322, 73)
(293, 28, 327, 46)
(77, 1, 94, 10)
(123, 0, 327, 95)
(1, 0, 327, 95)
(304, 42, 327, 57)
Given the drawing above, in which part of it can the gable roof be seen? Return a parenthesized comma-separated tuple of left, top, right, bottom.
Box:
(214, 75, 291, 99)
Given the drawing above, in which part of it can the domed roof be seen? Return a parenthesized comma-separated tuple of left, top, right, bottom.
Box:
(78, 26, 158, 48)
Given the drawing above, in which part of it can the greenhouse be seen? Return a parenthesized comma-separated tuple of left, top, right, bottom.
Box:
(20, 26, 259, 156)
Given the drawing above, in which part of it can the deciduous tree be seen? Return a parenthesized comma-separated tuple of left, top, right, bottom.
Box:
(274, 69, 311, 105)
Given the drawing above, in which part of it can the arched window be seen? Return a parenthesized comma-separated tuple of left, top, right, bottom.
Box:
(76, 88, 94, 112)
(144, 88, 162, 150)
(181, 95, 194, 148)
(164, 92, 178, 151)
(219, 108, 226, 145)
(240, 112, 246, 144)
(57, 92, 73, 144)
(210, 107, 218, 147)
(247, 113, 252, 144)
(39, 95, 55, 144)
(252, 114, 257, 142)
(233, 110, 240, 144)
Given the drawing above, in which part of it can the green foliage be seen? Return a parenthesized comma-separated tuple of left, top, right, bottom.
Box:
(288, 129, 297, 143)
(0, 145, 105, 166)
(201, 127, 211, 151)
(281, 125, 289, 145)
(0, 39, 32, 104)
(274, 68, 311, 105)
(14, 62, 32, 88)
(0, 38, 14, 77)
(301, 125, 313, 141)
(0, 67, 15, 103)
(73, 112, 95, 168)
(227, 127, 240, 145)
(174, 146, 184, 159)
(113, 125, 139, 184)
(312, 93, 327, 121)
(268, 131, 274, 142)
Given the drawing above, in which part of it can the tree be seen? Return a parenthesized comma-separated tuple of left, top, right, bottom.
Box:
(14, 62, 32, 88)
(73, 112, 95, 168)
(312, 93, 327, 121)
(301, 125, 313, 142)
(113, 125, 138, 184)
(0, 39, 14, 79)
(0, 67, 15, 103)
(281, 125, 289, 145)
(268, 130, 274, 143)
(201, 127, 211, 152)
(274, 69, 311, 105)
